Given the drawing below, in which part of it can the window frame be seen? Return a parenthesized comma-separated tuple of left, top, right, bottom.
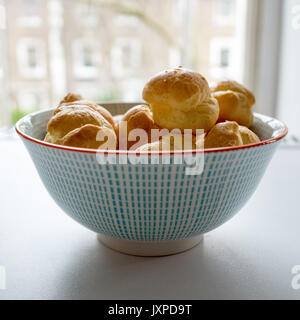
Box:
(17, 38, 47, 79)
(242, 0, 283, 117)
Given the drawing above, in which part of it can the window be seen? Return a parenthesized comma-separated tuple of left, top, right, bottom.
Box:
(219, 0, 233, 16)
(22, 0, 38, 17)
(73, 40, 99, 80)
(17, 39, 46, 79)
(75, 3, 98, 27)
(111, 38, 141, 78)
(213, 0, 235, 26)
(209, 37, 237, 80)
(19, 0, 41, 27)
(83, 47, 93, 67)
(220, 48, 230, 67)
(27, 46, 37, 68)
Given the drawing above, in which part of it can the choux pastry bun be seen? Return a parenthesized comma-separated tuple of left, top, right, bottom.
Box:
(204, 121, 243, 149)
(57, 93, 115, 130)
(204, 121, 261, 149)
(239, 125, 260, 145)
(142, 67, 219, 131)
(116, 104, 160, 150)
(60, 124, 117, 150)
(44, 94, 116, 149)
(59, 93, 83, 105)
(211, 80, 255, 127)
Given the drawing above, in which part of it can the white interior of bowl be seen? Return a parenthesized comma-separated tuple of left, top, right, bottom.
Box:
(16, 103, 287, 147)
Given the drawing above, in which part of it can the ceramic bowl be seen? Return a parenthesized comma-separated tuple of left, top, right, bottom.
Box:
(16, 103, 287, 256)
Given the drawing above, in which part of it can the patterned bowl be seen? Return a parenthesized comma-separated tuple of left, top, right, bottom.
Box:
(16, 103, 287, 256)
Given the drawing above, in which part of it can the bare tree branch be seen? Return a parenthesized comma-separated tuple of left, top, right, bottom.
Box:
(84, 0, 181, 48)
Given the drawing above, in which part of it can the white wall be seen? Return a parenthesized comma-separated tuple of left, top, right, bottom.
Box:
(277, 0, 300, 137)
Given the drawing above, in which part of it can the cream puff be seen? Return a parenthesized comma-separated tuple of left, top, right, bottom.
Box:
(60, 124, 117, 150)
(239, 125, 260, 145)
(116, 104, 160, 150)
(211, 80, 255, 127)
(57, 95, 115, 130)
(44, 95, 116, 149)
(59, 93, 83, 105)
(204, 121, 243, 149)
(142, 67, 219, 131)
(204, 121, 260, 149)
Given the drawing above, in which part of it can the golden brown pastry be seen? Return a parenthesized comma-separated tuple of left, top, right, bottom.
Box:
(44, 96, 116, 150)
(239, 125, 260, 145)
(211, 80, 255, 127)
(60, 124, 117, 149)
(59, 93, 83, 105)
(136, 133, 198, 152)
(142, 67, 219, 131)
(205, 121, 261, 149)
(204, 121, 243, 149)
(57, 100, 115, 130)
(116, 104, 160, 150)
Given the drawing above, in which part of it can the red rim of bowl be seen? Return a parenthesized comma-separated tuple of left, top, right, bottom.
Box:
(15, 113, 288, 155)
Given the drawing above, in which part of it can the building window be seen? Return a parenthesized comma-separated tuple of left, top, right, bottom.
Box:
(83, 47, 93, 67)
(111, 38, 141, 78)
(27, 46, 37, 68)
(75, 3, 98, 27)
(219, 0, 233, 17)
(22, 0, 38, 17)
(73, 40, 99, 80)
(213, 0, 235, 26)
(17, 38, 46, 79)
(209, 38, 235, 79)
(220, 48, 230, 67)
(19, 0, 41, 27)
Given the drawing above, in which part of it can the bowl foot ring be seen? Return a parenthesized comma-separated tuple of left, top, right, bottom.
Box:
(97, 234, 203, 257)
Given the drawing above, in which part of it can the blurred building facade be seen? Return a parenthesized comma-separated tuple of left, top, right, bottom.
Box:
(1, 0, 237, 124)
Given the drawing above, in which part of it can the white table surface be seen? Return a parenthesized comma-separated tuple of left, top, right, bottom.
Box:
(0, 138, 299, 300)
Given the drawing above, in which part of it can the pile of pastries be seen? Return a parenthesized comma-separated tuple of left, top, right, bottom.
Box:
(44, 67, 260, 151)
